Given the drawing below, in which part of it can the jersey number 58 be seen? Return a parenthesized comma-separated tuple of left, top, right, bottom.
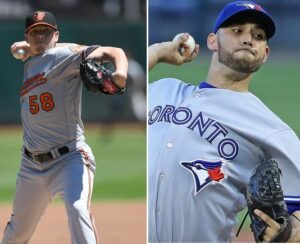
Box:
(29, 92, 55, 114)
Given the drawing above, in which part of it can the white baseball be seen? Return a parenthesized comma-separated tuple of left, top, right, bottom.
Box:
(173, 33, 196, 56)
(13, 48, 26, 59)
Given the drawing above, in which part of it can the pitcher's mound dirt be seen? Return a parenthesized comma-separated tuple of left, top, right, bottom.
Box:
(0, 201, 146, 244)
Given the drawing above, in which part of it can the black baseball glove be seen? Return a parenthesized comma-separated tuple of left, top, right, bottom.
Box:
(80, 53, 125, 95)
(246, 159, 292, 242)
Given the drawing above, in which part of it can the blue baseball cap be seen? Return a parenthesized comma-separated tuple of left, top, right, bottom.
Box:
(214, 1, 275, 39)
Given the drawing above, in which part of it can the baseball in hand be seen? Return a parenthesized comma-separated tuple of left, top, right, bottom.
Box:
(173, 33, 196, 56)
(13, 48, 26, 59)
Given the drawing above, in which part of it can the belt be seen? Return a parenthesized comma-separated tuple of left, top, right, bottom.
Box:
(24, 146, 70, 163)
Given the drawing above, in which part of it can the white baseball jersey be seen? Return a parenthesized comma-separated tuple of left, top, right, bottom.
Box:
(148, 78, 300, 242)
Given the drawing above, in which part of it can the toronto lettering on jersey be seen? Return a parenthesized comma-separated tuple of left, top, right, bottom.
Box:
(20, 72, 47, 96)
(148, 104, 239, 160)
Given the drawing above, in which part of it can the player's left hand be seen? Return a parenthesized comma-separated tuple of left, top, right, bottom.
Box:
(254, 209, 281, 242)
(111, 71, 127, 89)
(80, 58, 125, 95)
(255, 209, 300, 242)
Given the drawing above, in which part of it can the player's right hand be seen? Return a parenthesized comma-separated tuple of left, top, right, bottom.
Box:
(149, 33, 200, 65)
(172, 33, 199, 63)
(10, 41, 31, 61)
(148, 33, 200, 70)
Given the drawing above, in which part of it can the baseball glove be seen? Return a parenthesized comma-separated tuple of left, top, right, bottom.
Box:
(246, 159, 292, 242)
(80, 53, 125, 95)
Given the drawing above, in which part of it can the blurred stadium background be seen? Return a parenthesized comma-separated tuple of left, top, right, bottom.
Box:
(149, 0, 300, 135)
(149, 0, 300, 241)
(149, 0, 300, 54)
(1, 0, 146, 123)
(0, 0, 146, 202)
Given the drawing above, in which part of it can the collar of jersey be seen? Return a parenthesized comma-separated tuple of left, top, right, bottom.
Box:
(199, 82, 217, 89)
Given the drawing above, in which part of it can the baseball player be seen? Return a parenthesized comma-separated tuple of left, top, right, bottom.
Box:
(148, 1, 300, 242)
(3, 11, 128, 244)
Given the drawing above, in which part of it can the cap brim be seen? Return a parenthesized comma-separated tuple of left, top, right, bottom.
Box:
(25, 22, 57, 33)
(219, 10, 275, 39)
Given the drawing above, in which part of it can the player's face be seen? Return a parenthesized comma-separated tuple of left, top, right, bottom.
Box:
(217, 23, 269, 73)
(25, 26, 59, 56)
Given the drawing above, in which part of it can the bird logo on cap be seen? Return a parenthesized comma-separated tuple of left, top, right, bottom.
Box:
(237, 3, 262, 11)
(34, 11, 46, 21)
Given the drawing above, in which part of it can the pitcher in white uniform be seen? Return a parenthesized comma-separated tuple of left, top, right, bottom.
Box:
(148, 1, 300, 242)
(3, 10, 128, 244)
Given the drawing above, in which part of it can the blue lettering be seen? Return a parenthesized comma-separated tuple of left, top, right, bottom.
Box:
(218, 138, 238, 160)
(206, 122, 228, 143)
(148, 106, 162, 125)
(158, 105, 175, 123)
(149, 105, 240, 160)
(187, 112, 214, 137)
(172, 107, 192, 125)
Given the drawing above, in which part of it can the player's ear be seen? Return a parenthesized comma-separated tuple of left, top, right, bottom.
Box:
(24, 33, 28, 42)
(263, 45, 270, 63)
(207, 33, 218, 52)
(54, 31, 59, 42)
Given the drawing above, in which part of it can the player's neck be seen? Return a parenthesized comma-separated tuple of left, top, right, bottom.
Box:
(206, 60, 252, 92)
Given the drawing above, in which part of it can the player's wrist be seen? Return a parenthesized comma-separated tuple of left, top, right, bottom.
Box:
(156, 42, 175, 64)
(288, 228, 300, 242)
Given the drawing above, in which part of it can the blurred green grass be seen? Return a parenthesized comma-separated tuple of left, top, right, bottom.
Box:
(149, 56, 300, 136)
(0, 125, 146, 202)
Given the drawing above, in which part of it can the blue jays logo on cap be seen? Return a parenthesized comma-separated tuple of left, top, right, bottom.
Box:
(236, 2, 262, 10)
(213, 1, 276, 39)
(181, 159, 227, 195)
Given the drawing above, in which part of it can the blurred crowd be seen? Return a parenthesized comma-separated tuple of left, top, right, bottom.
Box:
(0, 0, 146, 22)
(0, 0, 146, 125)
(149, 0, 300, 53)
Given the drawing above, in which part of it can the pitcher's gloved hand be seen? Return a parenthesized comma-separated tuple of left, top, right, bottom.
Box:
(80, 55, 125, 95)
(247, 159, 292, 242)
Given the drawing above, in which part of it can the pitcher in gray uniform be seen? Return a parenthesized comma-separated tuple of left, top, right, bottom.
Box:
(148, 1, 300, 242)
(3, 10, 128, 244)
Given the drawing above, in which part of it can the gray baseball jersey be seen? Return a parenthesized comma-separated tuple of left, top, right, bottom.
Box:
(21, 45, 87, 151)
(148, 78, 300, 242)
(2, 45, 99, 244)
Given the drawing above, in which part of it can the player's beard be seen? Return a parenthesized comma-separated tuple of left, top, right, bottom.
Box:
(34, 45, 46, 54)
(218, 40, 265, 74)
(31, 33, 57, 55)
